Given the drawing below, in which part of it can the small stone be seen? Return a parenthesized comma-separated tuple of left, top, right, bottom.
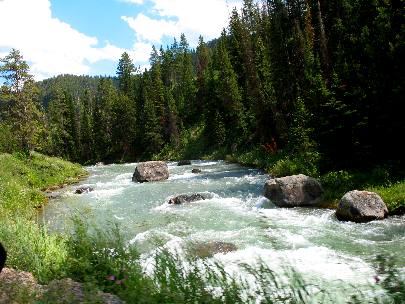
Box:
(75, 187, 94, 194)
(168, 193, 212, 205)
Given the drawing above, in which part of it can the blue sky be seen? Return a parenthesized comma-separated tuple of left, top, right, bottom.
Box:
(0, 0, 242, 80)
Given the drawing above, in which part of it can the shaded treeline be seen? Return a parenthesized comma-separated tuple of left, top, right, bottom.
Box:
(1, 0, 404, 171)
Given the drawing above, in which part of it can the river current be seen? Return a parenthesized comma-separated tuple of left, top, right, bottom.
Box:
(41, 161, 405, 300)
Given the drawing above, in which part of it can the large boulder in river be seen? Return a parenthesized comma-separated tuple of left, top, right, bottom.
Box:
(264, 174, 323, 207)
(132, 161, 169, 183)
(168, 193, 213, 205)
(335, 190, 388, 223)
(177, 160, 191, 166)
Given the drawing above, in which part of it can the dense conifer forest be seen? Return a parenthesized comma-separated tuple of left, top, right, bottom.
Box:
(1, 0, 404, 174)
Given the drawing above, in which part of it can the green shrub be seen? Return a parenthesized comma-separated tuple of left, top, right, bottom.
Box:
(0, 217, 67, 283)
(368, 180, 405, 213)
(269, 151, 320, 177)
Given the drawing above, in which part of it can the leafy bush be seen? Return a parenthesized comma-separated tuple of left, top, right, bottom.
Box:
(368, 181, 405, 214)
(0, 218, 67, 283)
(269, 151, 320, 177)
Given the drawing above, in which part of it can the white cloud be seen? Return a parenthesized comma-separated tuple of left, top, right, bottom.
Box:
(0, 0, 126, 80)
(122, 0, 243, 48)
(132, 41, 153, 63)
(122, 14, 178, 43)
(120, 0, 145, 4)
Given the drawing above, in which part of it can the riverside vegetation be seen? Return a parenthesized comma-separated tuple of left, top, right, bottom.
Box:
(0, 0, 404, 302)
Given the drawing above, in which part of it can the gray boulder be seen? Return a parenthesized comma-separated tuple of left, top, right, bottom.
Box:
(168, 193, 212, 205)
(192, 168, 202, 174)
(336, 190, 388, 223)
(132, 161, 169, 183)
(264, 174, 323, 207)
(178, 160, 191, 166)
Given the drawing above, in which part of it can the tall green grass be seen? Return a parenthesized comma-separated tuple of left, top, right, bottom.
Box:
(0, 151, 86, 282)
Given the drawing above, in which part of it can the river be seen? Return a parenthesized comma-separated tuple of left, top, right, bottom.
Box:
(41, 160, 405, 301)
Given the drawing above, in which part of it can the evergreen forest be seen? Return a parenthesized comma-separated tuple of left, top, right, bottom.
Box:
(1, 0, 404, 175)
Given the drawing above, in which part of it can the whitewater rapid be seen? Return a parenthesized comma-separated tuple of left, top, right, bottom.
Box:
(41, 160, 405, 300)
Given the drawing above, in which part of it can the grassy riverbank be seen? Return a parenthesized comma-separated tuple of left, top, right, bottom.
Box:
(0, 152, 87, 282)
(0, 152, 87, 218)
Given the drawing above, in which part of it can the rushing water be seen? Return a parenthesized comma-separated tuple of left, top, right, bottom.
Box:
(41, 161, 405, 300)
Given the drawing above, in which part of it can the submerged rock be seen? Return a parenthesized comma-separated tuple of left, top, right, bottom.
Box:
(336, 190, 388, 223)
(132, 161, 169, 183)
(177, 160, 191, 166)
(75, 187, 94, 194)
(191, 242, 237, 258)
(191, 168, 202, 174)
(45, 192, 61, 200)
(168, 193, 212, 205)
(264, 174, 323, 207)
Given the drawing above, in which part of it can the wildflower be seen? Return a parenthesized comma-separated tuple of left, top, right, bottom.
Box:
(106, 275, 116, 281)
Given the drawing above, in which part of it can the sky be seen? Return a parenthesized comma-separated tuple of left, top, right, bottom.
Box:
(0, 0, 242, 81)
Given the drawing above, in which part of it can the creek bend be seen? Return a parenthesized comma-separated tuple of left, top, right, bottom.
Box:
(41, 161, 405, 298)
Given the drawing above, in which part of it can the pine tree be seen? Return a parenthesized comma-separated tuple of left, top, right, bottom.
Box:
(163, 88, 180, 147)
(93, 78, 116, 161)
(211, 31, 246, 146)
(65, 91, 80, 160)
(140, 73, 164, 155)
(117, 52, 136, 96)
(46, 87, 70, 157)
(195, 36, 211, 121)
(0, 49, 43, 153)
(80, 89, 94, 162)
(111, 93, 136, 161)
(178, 33, 196, 124)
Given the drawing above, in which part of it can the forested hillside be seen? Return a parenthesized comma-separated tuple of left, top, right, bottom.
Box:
(1, 0, 404, 174)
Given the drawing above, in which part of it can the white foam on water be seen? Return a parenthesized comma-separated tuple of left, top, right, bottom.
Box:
(113, 215, 125, 220)
(189, 227, 257, 243)
(129, 230, 180, 245)
(169, 172, 197, 180)
(114, 172, 133, 181)
(254, 196, 272, 208)
(259, 207, 334, 227)
(123, 162, 137, 167)
(95, 178, 131, 188)
(266, 229, 311, 248)
(91, 187, 125, 199)
(214, 245, 375, 285)
(196, 161, 221, 166)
